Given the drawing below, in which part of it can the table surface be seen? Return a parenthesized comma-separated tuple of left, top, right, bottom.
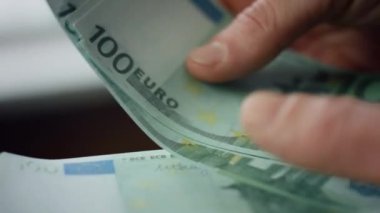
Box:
(0, 100, 159, 159)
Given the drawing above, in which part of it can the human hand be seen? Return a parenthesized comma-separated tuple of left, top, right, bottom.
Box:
(187, 0, 380, 183)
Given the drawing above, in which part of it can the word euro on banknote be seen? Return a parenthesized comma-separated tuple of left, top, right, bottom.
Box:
(45, 0, 380, 212)
(0, 150, 332, 213)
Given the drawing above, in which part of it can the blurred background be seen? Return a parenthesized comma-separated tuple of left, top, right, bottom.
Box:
(0, 1, 158, 159)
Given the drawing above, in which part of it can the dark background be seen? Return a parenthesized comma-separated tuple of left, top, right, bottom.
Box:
(0, 98, 159, 159)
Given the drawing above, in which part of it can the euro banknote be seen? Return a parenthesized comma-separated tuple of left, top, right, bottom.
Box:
(44, 0, 380, 212)
(0, 150, 341, 213)
(47, 0, 380, 157)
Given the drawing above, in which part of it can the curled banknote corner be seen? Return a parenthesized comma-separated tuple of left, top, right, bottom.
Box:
(45, 0, 380, 212)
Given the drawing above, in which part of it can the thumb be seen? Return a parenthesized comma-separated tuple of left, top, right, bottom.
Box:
(187, 0, 331, 82)
(241, 92, 380, 184)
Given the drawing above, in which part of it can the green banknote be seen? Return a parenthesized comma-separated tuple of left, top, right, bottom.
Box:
(108, 73, 380, 212)
(45, 0, 380, 212)
(47, 0, 380, 158)
(0, 152, 125, 213)
(1, 151, 251, 213)
(0, 150, 334, 213)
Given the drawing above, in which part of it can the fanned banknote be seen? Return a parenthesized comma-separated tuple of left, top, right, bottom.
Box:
(48, 0, 380, 157)
(0, 151, 336, 213)
(1, 151, 252, 213)
(45, 0, 380, 212)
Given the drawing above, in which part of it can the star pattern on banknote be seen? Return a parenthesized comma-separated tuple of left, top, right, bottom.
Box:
(137, 180, 158, 190)
(181, 138, 198, 147)
(198, 111, 218, 125)
(229, 155, 243, 165)
(131, 198, 149, 210)
(185, 79, 203, 96)
(232, 131, 249, 139)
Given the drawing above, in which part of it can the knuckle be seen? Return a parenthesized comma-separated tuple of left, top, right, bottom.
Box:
(297, 96, 350, 144)
(269, 94, 380, 176)
(324, 0, 380, 24)
(272, 93, 309, 131)
(236, 0, 279, 33)
(272, 95, 350, 167)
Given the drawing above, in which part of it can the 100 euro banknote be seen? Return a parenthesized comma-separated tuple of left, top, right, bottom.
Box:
(47, 0, 380, 157)
(44, 0, 380, 212)
(0, 150, 331, 213)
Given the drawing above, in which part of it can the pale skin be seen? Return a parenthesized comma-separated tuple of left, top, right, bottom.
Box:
(186, 0, 380, 184)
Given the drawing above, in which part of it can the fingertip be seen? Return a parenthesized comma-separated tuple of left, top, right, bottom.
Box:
(186, 42, 232, 83)
(243, 92, 380, 183)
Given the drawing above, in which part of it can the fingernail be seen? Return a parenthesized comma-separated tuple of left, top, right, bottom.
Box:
(190, 42, 226, 66)
(241, 91, 285, 142)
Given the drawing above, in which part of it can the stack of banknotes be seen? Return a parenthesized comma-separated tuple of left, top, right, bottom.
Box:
(0, 150, 379, 213)
(0, 150, 340, 213)
(19, 0, 379, 212)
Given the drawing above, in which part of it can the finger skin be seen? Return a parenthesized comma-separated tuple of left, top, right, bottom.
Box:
(292, 26, 380, 72)
(188, 0, 380, 82)
(187, 0, 331, 82)
(218, 0, 253, 14)
(241, 92, 380, 184)
(189, 0, 380, 183)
